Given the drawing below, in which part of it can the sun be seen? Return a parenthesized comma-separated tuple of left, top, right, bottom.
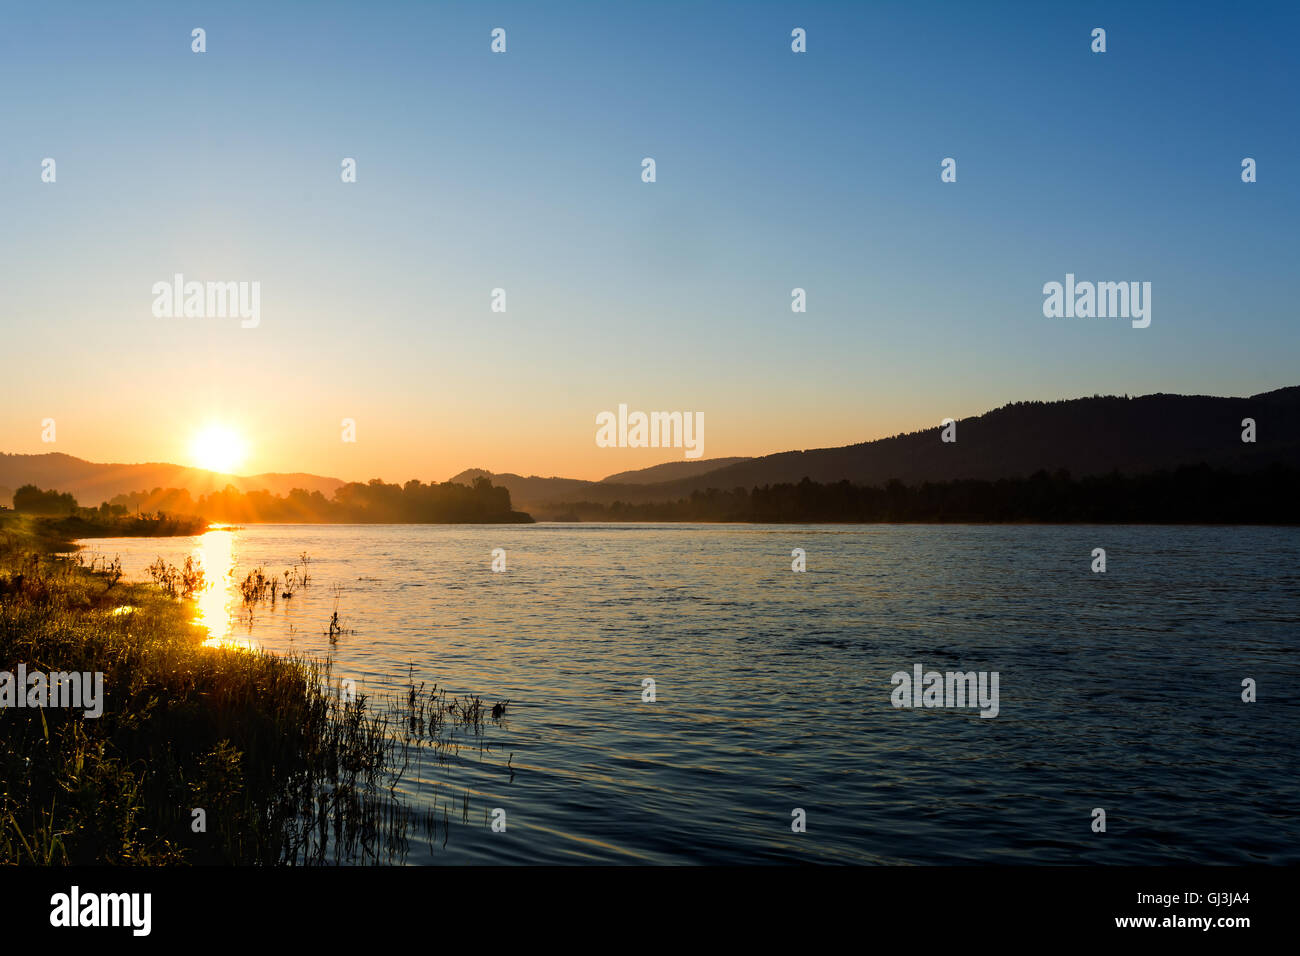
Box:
(190, 424, 247, 474)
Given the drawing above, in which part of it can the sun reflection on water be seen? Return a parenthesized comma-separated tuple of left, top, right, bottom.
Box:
(189, 528, 256, 651)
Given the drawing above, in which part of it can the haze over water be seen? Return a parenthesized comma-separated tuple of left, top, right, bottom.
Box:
(83, 523, 1300, 864)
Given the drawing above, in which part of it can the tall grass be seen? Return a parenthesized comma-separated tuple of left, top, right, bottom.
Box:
(0, 514, 503, 865)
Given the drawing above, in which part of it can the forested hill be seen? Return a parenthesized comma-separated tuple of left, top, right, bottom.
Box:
(461, 388, 1299, 517)
(662, 388, 1299, 492)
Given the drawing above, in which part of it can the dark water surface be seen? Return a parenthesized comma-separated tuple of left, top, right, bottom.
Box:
(83, 523, 1300, 864)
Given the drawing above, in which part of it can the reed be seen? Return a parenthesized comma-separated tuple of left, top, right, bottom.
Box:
(0, 514, 503, 865)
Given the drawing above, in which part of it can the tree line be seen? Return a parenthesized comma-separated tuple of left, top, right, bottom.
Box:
(10, 477, 532, 524)
(547, 463, 1300, 523)
(14, 464, 1296, 525)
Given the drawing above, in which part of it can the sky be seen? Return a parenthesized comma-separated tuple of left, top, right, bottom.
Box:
(1, 0, 1296, 483)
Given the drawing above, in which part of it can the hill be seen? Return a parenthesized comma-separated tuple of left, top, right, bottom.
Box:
(598, 457, 752, 484)
(6, 388, 1295, 517)
(509, 387, 1300, 517)
(0, 453, 343, 508)
(650, 387, 1300, 494)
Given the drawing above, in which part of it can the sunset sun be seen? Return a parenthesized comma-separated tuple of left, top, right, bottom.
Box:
(190, 424, 247, 474)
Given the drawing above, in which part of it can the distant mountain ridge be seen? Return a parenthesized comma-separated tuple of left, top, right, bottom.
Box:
(598, 457, 753, 484)
(668, 387, 1300, 491)
(445, 458, 753, 507)
(0, 452, 344, 508)
(5, 388, 1296, 515)
(455, 388, 1300, 516)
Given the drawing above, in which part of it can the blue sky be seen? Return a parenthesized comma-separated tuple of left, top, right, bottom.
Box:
(1, 1, 1295, 481)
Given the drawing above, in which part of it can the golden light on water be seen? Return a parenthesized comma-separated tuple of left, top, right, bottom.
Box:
(189, 528, 257, 651)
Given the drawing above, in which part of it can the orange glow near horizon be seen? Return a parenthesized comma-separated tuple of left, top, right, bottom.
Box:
(6, 395, 946, 484)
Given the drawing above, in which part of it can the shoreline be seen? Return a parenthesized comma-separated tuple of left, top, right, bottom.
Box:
(0, 513, 426, 865)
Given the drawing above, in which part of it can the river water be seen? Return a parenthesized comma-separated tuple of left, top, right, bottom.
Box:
(79, 523, 1300, 864)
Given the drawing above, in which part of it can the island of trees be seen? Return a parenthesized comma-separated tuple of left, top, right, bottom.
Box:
(6, 476, 533, 526)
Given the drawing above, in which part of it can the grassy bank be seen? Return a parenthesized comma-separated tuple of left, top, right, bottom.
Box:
(42, 512, 208, 539)
(0, 513, 437, 864)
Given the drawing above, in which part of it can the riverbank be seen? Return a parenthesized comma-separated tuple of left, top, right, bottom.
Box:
(0, 513, 416, 864)
(42, 512, 208, 539)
